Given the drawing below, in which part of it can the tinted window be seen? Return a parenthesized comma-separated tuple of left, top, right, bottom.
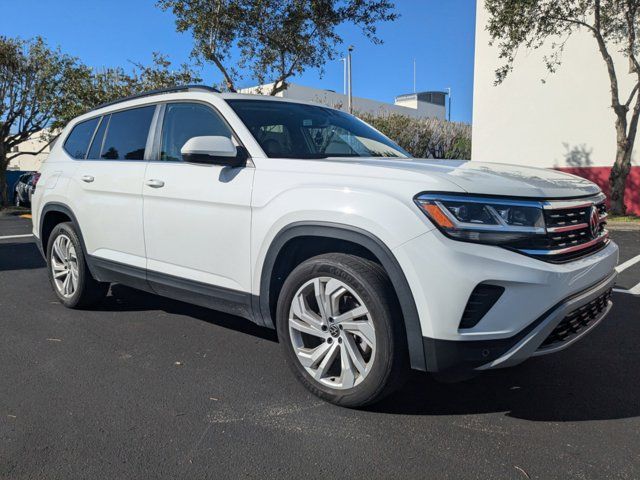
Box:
(227, 99, 409, 159)
(160, 103, 232, 161)
(63, 117, 100, 159)
(87, 116, 108, 159)
(100, 106, 155, 160)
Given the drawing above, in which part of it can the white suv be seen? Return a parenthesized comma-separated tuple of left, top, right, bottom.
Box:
(32, 86, 618, 407)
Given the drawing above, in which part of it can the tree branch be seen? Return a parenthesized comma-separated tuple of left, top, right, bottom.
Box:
(204, 49, 236, 92)
(6, 133, 58, 161)
(625, 83, 640, 107)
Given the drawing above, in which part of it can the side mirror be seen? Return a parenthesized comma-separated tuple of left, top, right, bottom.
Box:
(180, 136, 247, 167)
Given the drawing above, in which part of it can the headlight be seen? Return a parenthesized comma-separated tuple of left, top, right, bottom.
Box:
(414, 193, 546, 245)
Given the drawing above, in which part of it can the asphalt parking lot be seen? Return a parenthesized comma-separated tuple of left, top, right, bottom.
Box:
(1, 213, 639, 479)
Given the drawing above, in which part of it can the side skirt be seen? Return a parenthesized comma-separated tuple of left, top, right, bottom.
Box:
(87, 255, 256, 323)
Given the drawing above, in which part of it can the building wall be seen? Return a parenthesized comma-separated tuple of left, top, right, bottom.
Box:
(472, 3, 640, 214)
(7, 130, 51, 172)
(240, 82, 446, 120)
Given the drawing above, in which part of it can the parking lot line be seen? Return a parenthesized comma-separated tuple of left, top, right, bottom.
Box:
(0, 234, 33, 240)
(616, 254, 640, 273)
(614, 283, 640, 296)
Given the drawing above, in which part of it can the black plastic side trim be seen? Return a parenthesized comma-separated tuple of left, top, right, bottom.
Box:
(86, 254, 255, 322)
(147, 269, 254, 321)
(259, 221, 426, 371)
(39, 203, 92, 269)
(87, 255, 152, 293)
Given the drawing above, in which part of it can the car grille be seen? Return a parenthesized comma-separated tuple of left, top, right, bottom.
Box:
(513, 195, 609, 263)
(538, 288, 612, 350)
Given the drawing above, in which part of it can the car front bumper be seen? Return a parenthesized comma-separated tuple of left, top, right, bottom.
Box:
(393, 229, 619, 373)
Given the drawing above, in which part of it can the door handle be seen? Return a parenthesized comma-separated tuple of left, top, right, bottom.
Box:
(145, 179, 165, 188)
(81, 175, 94, 183)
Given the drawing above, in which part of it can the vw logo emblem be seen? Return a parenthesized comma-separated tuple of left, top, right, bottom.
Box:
(328, 324, 341, 338)
(589, 206, 600, 238)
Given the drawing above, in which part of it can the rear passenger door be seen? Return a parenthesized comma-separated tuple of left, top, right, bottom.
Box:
(65, 105, 155, 271)
(142, 101, 254, 296)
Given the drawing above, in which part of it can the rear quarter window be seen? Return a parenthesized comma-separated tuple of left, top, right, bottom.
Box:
(63, 117, 100, 159)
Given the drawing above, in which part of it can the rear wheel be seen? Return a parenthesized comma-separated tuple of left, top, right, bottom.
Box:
(276, 253, 407, 407)
(46, 222, 109, 308)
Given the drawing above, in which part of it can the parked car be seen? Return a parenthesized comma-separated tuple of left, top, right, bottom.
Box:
(13, 171, 37, 207)
(31, 86, 618, 407)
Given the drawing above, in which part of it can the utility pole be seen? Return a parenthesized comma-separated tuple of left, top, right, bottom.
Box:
(413, 58, 416, 94)
(347, 45, 354, 114)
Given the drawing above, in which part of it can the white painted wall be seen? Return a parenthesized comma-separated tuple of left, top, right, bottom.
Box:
(7, 130, 51, 171)
(472, 2, 639, 169)
(240, 82, 446, 120)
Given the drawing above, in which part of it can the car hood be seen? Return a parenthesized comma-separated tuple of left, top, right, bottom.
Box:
(330, 158, 601, 198)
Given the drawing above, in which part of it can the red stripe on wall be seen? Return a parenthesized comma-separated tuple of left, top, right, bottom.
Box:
(556, 166, 640, 216)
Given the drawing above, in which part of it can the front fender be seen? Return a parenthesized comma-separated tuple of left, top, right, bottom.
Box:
(251, 185, 434, 371)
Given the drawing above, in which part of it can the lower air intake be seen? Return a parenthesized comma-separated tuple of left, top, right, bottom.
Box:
(459, 284, 505, 330)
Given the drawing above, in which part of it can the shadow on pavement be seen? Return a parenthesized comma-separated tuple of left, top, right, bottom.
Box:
(98, 284, 278, 343)
(371, 293, 640, 422)
(0, 242, 45, 271)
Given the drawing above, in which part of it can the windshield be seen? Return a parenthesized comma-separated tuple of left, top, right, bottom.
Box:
(226, 99, 410, 159)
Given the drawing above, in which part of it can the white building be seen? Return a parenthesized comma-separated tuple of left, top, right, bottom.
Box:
(240, 82, 448, 120)
(6, 129, 52, 172)
(472, 2, 640, 214)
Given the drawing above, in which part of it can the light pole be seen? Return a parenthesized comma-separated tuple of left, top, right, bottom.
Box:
(447, 87, 452, 122)
(347, 45, 354, 114)
(340, 58, 346, 95)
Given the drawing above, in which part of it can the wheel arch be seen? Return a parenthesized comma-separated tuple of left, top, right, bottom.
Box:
(258, 221, 426, 371)
(39, 203, 89, 261)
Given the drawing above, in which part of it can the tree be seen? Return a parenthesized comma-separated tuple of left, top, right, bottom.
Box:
(358, 113, 472, 159)
(157, 0, 398, 95)
(0, 36, 200, 206)
(485, 0, 640, 215)
(0, 36, 79, 206)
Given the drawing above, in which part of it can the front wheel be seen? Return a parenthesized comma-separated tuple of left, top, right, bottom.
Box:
(46, 222, 109, 308)
(276, 253, 408, 408)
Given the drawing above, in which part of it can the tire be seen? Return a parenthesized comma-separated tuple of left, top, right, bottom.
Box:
(46, 222, 109, 308)
(276, 253, 408, 408)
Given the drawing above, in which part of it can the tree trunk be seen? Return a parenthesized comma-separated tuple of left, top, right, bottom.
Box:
(0, 166, 7, 209)
(608, 137, 633, 215)
(0, 144, 7, 208)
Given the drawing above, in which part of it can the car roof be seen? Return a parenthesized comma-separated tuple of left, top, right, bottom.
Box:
(71, 85, 341, 126)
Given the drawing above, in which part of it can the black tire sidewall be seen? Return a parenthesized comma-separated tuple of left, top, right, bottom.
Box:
(46, 222, 90, 308)
(276, 255, 398, 407)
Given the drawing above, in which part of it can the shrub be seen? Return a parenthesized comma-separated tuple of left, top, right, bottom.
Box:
(357, 113, 472, 160)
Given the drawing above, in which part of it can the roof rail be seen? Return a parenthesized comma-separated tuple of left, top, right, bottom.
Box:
(90, 84, 221, 112)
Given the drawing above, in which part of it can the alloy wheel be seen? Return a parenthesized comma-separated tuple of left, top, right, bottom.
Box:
(51, 234, 79, 298)
(288, 276, 376, 389)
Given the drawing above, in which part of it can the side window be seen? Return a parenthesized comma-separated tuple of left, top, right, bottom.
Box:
(160, 103, 233, 161)
(87, 115, 109, 159)
(100, 105, 155, 160)
(63, 117, 100, 159)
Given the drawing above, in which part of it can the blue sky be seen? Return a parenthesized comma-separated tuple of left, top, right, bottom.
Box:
(2, 0, 477, 122)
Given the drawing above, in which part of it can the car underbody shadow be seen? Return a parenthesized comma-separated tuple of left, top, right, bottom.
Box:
(92, 283, 278, 343)
(369, 293, 640, 423)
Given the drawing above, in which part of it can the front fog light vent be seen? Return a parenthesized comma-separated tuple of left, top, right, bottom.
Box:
(459, 284, 505, 329)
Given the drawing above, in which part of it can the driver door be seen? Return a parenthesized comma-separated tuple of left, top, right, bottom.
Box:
(142, 102, 254, 301)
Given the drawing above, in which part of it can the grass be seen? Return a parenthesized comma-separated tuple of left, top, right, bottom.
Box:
(608, 215, 640, 223)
